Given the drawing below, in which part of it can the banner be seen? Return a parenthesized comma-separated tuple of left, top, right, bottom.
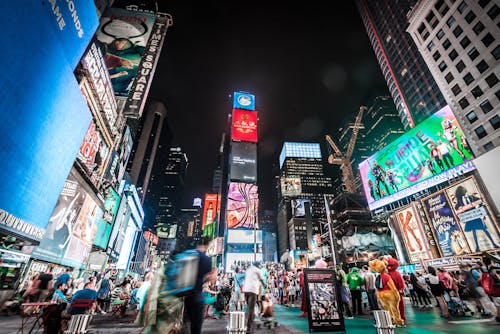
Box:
(394, 206, 432, 263)
(202, 194, 218, 238)
(233, 92, 255, 110)
(231, 109, 258, 142)
(77, 121, 109, 187)
(226, 183, 258, 229)
(359, 105, 475, 210)
(230, 141, 257, 182)
(445, 177, 500, 252)
(303, 268, 345, 332)
(413, 201, 441, 258)
(423, 192, 470, 257)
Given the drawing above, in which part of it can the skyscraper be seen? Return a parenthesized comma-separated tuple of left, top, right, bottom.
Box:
(407, 0, 500, 155)
(356, 0, 447, 129)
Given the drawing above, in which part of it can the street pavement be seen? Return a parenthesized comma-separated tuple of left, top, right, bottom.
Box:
(1, 299, 499, 333)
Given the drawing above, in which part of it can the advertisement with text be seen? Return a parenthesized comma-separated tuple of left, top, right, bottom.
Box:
(394, 206, 432, 263)
(202, 194, 219, 238)
(231, 109, 258, 142)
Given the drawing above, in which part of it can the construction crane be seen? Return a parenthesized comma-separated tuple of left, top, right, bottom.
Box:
(325, 106, 367, 193)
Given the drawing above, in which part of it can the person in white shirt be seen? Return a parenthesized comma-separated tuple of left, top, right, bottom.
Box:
(243, 262, 265, 333)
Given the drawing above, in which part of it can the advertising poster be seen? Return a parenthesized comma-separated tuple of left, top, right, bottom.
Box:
(202, 194, 219, 238)
(230, 141, 257, 182)
(281, 177, 302, 197)
(423, 192, 470, 257)
(445, 177, 500, 252)
(94, 188, 121, 249)
(413, 201, 441, 259)
(359, 105, 475, 210)
(303, 268, 345, 332)
(292, 199, 311, 217)
(77, 121, 109, 186)
(342, 232, 396, 263)
(233, 91, 255, 110)
(95, 7, 156, 97)
(394, 206, 432, 263)
(226, 183, 259, 229)
(117, 126, 133, 182)
(231, 109, 258, 142)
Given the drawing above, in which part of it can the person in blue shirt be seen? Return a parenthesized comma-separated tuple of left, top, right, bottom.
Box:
(51, 282, 68, 303)
(55, 268, 72, 293)
(69, 282, 97, 315)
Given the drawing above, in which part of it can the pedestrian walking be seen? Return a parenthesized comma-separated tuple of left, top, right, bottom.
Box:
(243, 261, 265, 334)
(362, 265, 379, 311)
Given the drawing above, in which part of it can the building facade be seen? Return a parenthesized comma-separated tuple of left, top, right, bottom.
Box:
(356, 0, 447, 129)
(407, 0, 500, 155)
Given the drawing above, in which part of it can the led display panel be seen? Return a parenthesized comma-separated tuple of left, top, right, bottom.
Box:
(93, 188, 121, 249)
(230, 142, 257, 182)
(444, 177, 500, 252)
(95, 7, 156, 98)
(231, 109, 258, 142)
(226, 183, 258, 229)
(279, 142, 322, 168)
(202, 194, 219, 238)
(281, 177, 302, 197)
(227, 229, 263, 244)
(77, 121, 109, 187)
(233, 92, 255, 110)
(359, 105, 475, 210)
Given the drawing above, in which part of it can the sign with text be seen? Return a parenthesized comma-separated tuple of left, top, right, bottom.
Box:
(230, 141, 257, 182)
(394, 205, 432, 263)
(303, 268, 345, 332)
(231, 109, 258, 142)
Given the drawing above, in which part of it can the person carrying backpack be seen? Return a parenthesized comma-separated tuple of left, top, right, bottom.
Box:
(482, 256, 500, 323)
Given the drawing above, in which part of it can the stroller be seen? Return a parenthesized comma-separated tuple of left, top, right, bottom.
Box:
(447, 294, 474, 317)
(256, 293, 278, 329)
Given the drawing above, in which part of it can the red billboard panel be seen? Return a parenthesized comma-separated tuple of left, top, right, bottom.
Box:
(232, 109, 258, 142)
(202, 194, 219, 238)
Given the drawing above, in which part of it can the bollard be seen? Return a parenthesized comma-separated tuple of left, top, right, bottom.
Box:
(373, 310, 395, 334)
(227, 311, 246, 334)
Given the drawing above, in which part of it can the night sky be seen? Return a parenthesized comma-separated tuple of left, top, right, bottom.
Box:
(148, 1, 390, 209)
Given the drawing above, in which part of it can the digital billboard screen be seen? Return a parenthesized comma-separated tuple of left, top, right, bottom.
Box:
(359, 106, 475, 210)
(231, 109, 258, 142)
(233, 92, 255, 110)
(279, 142, 322, 168)
(93, 188, 121, 249)
(292, 199, 311, 217)
(202, 194, 219, 238)
(77, 121, 109, 187)
(227, 183, 258, 229)
(444, 177, 500, 252)
(0, 3, 96, 241)
(230, 142, 257, 182)
(95, 7, 156, 97)
(227, 229, 263, 244)
(281, 177, 302, 197)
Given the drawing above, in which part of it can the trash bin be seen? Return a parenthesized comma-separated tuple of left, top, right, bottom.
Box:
(227, 311, 246, 334)
(373, 310, 395, 334)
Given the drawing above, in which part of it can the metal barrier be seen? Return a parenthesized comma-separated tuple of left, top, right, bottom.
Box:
(63, 314, 93, 334)
(227, 311, 246, 334)
(373, 310, 395, 334)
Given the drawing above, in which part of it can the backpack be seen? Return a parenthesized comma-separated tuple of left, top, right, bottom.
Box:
(481, 270, 500, 297)
(165, 249, 200, 297)
(375, 275, 383, 289)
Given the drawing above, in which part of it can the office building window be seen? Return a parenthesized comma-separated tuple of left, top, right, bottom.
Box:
(460, 36, 471, 49)
(443, 39, 451, 49)
(473, 21, 485, 35)
(465, 11, 476, 24)
(466, 111, 478, 123)
(438, 61, 447, 72)
(476, 60, 489, 74)
(459, 97, 469, 109)
(480, 100, 493, 113)
(468, 47, 479, 60)
(445, 72, 454, 83)
(453, 26, 463, 37)
(474, 125, 487, 139)
(456, 60, 465, 73)
(478, 0, 491, 8)
(463, 72, 474, 85)
(492, 45, 500, 60)
(490, 115, 500, 130)
(482, 33, 494, 47)
(483, 141, 494, 152)
(446, 16, 456, 27)
(452, 84, 462, 96)
(427, 41, 435, 52)
(471, 85, 483, 98)
(449, 49, 458, 60)
(487, 4, 499, 20)
(457, 1, 467, 13)
(436, 29, 445, 40)
(435, 0, 449, 16)
(433, 50, 441, 61)
(485, 73, 499, 87)
(496, 90, 500, 101)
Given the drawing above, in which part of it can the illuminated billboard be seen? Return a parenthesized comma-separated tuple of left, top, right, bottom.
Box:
(394, 205, 432, 263)
(227, 183, 259, 229)
(93, 188, 121, 249)
(95, 7, 156, 98)
(281, 177, 302, 197)
(202, 194, 219, 238)
(0, 3, 97, 242)
(77, 121, 109, 187)
(445, 177, 500, 252)
(117, 126, 133, 183)
(422, 191, 470, 257)
(227, 229, 263, 244)
(291, 199, 311, 217)
(230, 142, 257, 182)
(231, 109, 258, 142)
(233, 92, 255, 110)
(359, 105, 475, 210)
(279, 142, 322, 168)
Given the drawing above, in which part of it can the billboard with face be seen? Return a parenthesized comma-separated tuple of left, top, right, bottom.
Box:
(77, 121, 109, 187)
(231, 109, 258, 142)
(423, 192, 470, 257)
(202, 194, 218, 238)
(95, 7, 156, 97)
(394, 206, 432, 263)
(233, 92, 255, 110)
(281, 177, 302, 197)
(227, 183, 259, 229)
(359, 105, 475, 210)
(230, 142, 257, 182)
(445, 177, 500, 252)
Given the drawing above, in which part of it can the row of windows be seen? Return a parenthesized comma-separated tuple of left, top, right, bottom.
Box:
(474, 115, 499, 140)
